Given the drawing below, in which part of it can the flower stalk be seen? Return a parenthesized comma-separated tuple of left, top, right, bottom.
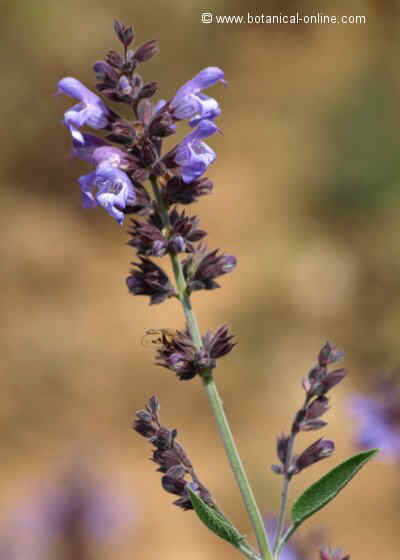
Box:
(151, 176, 272, 560)
(271, 343, 346, 558)
(57, 21, 360, 560)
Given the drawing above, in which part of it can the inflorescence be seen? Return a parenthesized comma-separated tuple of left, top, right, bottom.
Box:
(57, 20, 226, 225)
(133, 396, 214, 510)
(58, 21, 354, 559)
(272, 342, 346, 478)
(57, 19, 235, 513)
(57, 19, 236, 373)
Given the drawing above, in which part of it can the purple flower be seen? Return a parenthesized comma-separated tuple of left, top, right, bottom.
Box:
(79, 163, 135, 224)
(57, 77, 110, 143)
(71, 132, 110, 162)
(171, 67, 225, 126)
(350, 387, 400, 460)
(175, 119, 218, 183)
(76, 141, 136, 224)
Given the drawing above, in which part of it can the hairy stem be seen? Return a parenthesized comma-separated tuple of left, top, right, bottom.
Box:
(150, 177, 272, 560)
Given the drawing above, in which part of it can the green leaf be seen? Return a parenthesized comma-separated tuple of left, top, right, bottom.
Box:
(291, 449, 378, 530)
(188, 487, 245, 548)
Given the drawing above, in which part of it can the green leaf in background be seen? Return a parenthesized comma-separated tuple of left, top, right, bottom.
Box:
(291, 449, 378, 531)
(188, 487, 245, 548)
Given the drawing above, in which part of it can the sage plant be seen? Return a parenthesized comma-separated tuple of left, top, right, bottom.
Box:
(57, 21, 378, 560)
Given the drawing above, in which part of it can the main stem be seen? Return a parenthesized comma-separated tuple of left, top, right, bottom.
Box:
(204, 376, 271, 560)
(150, 178, 272, 560)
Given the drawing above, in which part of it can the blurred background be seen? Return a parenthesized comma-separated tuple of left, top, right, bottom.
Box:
(1, 0, 400, 558)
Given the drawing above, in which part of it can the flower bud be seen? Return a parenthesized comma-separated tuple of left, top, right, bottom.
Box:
(295, 439, 334, 473)
(318, 342, 344, 367)
(134, 40, 160, 62)
(113, 20, 134, 47)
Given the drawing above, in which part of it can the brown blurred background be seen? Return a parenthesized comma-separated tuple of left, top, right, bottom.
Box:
(1, 0, 400, 558)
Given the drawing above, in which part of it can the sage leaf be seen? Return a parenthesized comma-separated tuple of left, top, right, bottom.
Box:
(291, 449, 378, 530)
(188, 487, 245, 548)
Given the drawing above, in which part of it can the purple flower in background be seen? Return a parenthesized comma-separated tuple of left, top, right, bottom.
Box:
(280, 545, 302, 560)
(266, 522, 300, 560)
(8, 465, 134, 559)
(57, 77, 110, 143)
(264, 518, 305, 560)
(175, 119, 218, 183)
(171, 67, 225, 126)
(320, 547, 350, 560)
(265, 517, 326, 560)
(350, 381, 400, 460)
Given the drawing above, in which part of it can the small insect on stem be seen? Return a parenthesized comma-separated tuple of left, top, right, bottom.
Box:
(141, 329, 178, 347)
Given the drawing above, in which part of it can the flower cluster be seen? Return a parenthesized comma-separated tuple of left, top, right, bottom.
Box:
(183, 246, 237, 292)
(57, 21, 225, 225)
(57, 19, 236, 320)
(155, 325, 235, 380)
(126, 258, 176, 304)
(350, 377, 400, 461)
(272, 342, 346, 477)
(133, 396, 214, 510)
(128, 209, 206, 257)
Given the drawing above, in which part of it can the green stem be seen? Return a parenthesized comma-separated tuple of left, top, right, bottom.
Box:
(149, 177, 272, 560)
(239, 543, 263, 560)
(204, 376, 271, 560)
